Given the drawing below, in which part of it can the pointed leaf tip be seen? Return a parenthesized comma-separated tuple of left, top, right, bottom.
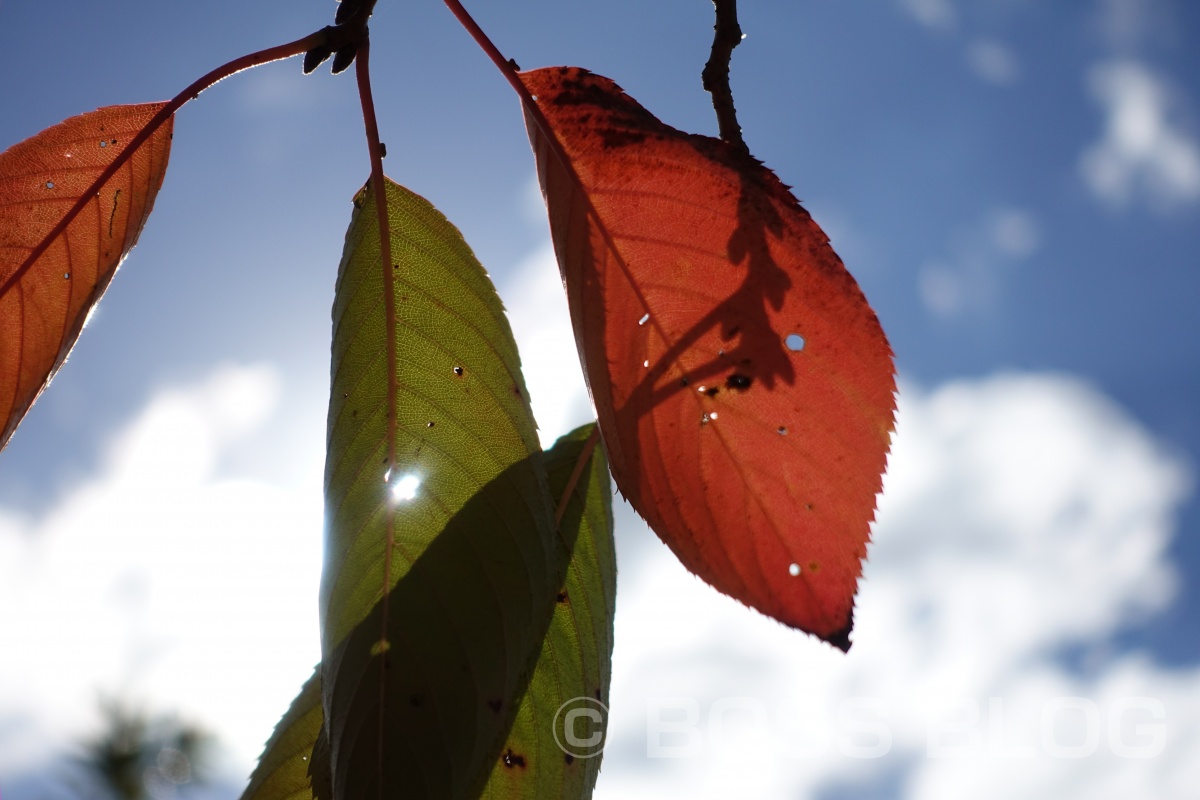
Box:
(520, 66, 896, 647)
(0, 103, 173, 451)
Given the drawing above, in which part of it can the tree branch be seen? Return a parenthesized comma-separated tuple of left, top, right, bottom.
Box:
(702, 0, 748, 153)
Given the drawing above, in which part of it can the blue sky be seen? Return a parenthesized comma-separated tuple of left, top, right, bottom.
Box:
(1, 0, 1198, 797)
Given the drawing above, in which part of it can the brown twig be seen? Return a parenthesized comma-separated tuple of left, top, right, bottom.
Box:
(702, 0, 748, 153)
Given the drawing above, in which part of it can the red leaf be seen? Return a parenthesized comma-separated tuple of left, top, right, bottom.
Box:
(521, 67, 895, 649)
(0, 104, 173, 450)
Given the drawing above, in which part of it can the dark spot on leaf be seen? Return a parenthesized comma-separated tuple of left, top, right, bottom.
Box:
(502, 749, 526, 769)
(507, 57, 520, 71)
(453, 366, 464, 376)
(805, 503, 814, 511)
(351, 410, 358, 418)
(777, 426, 789, 435)
(487, 699, 502, 714)
(808, 561, 820, 573)
(725, 373, 753, 391)
(594, 688, 602, 701)
(513, 384, 522, 398)
(564, 753, 575, 765)
(679, 377, 690, 388)
(703, 386, 720, 398)
(600, 128, 648, 149)
(828, 612, 854, 653)
(556, 591, 568, 603)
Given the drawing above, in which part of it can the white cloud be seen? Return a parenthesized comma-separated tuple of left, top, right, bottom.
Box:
(898, 0, 957, 33)
(1081, 60, 1200, 210)
(5, 324, 1197, 798)
(990, 208, 1040, 258)
(0, 364, 324, 778)
(594, 373, 1199, 799)
(917, 207, 1039, 317)
(499, 243, 594, 447)
(967, 40, 1020, 86)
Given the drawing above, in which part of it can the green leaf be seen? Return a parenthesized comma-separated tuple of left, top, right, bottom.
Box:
(321, 177, 559, 797)
(480, 423, 616, 798)
(239, 668, 323, 800)
(239, 425, 615, 800)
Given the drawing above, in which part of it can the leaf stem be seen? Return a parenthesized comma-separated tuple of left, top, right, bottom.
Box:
(2, 26, 345, 299)
(353, 35, 396, 790)
(702, 0, 748, 153)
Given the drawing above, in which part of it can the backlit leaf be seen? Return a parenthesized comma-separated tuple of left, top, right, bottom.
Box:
(240, 424, 615, 800)
(480, 423, 615, 798)
(0, 104, 173, 449)
(521, 67, 896, 649)
(321, 177, 557, 796)
(240, 668, 324, 800)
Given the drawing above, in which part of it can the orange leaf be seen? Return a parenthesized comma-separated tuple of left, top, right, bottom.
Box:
(521, 67, 895, 649)
(0, 104, 173, 450)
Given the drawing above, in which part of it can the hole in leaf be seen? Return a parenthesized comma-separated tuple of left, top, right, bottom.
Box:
(62, 273, 70, 280)
(45, 181, 55, 189)
(502, 749, 526, 769)
(99, 140, 108, 148)
(426, 421, 435, 428)
(638, 313, 650, 325)
(788, 563, 801, 577)
(725, 373, 752, 391)
(777, 426, 788, 435)
(785, 333, 806, 351)
(453, 366, 464, 376)
(643, 359, 650, 368)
